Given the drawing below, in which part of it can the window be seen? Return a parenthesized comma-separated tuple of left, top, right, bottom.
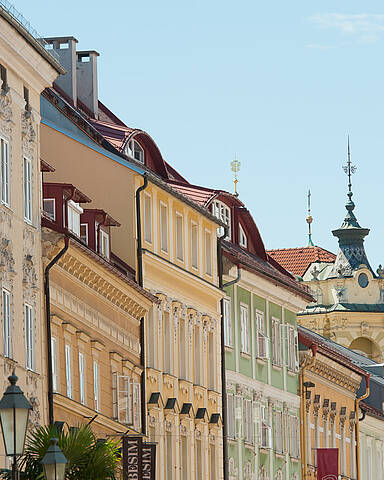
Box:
(65, 344, 72, 398)
(288, 415, 299, 458)
(179, 318, 186, 379)
(132, 382, 141, 429)
(191, 221, 198, 269)
(260, 405, 272, 449)
(274, 411, 283, 454)
(43, 199, 55, 220)
(126, 139, 144, 164)
(165, 430, 172, 480)
(256, 310, 269, 359)
(194, 327, 200, 385)
(195, 438, 202, 480)
(25, 304, 34, 370)
(164, 312, 171, 373)
(240, 304, 250, 354)
(80, 224, 88, 244)
(287, 325, 299, 371)
(100, 229, 110, 260)
(23, 86, 30, 113)
(208, 331, 215, 390)
(176, 213, 184, 261)
(51, 337, 58, 392)
(0, 64, 7, 91)
(205, 230, 212, 275)
(93, 360, 99, 411)
(212, 200, 231, 239)
(272, 318, 281, 366)
(243, 399, 253, 444)
(1, 137, 9, 206)
(239, 224, 247, 248)
(67, 200, 83, 236)
(112, 374, 133, 425)
(180, 434, 187, 480)
(223, 298, 232, 347)
(160, 202, 168, 252)
(209, 444, 216, 480)
(227, 393, 235, 439)
(143, 193, 152, 243)
(79, 352, 85, 405)
(2, 289, 11, 358)
(23, 157, 32, 223)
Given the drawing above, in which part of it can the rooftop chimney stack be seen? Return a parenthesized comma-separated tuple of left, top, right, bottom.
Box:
(44, 37, 78, 105)
(76, 51, 99, 119)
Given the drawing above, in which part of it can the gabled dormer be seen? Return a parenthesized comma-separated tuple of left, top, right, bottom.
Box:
(80, 209, 120, 260)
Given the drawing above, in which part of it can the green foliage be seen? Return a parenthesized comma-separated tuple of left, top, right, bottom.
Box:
(0, 424, 120, 480)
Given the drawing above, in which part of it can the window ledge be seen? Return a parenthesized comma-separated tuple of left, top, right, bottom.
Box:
(228, 437, 236, 444)
(272, 364, 282, 371)
(256, 357, 267, 365)
(275, 452, 285, 458)
(244, 441, 254, 449)
(224, 345, 233, 352)
(259, 447, 271, 454)
(290, 456, 299, 463)
(287, 369, 297, 377)
(240, 352, 251, 359)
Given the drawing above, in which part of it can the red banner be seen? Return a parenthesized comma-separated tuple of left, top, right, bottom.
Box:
(317, 448, 338, 480)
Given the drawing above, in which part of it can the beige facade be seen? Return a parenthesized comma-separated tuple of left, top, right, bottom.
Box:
(0, 5, 62, 467)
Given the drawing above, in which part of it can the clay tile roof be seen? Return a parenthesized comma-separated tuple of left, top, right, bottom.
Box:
(88, 119, 134, 151)
(266, 246, 336, 277)
(167, 181, 216, 207)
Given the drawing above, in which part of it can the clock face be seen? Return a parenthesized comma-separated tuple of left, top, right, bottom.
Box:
(358, 273, 369, 288)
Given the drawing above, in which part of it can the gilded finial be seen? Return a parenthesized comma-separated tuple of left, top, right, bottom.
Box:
(230, 156, 241, 197)
(306, 189, 314, 246)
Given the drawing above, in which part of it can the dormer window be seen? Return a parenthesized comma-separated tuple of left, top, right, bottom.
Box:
(43, 199, 56, 220)
(67, 200, 83, 236)
(212, 200, 231, 239)
(239, 224, 247, 248)
(80, 224, 88, 244)
(126, 139, 144, 164)
(100, 229, 110, 260)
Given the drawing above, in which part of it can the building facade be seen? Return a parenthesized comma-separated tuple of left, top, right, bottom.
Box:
(0, 3, 63, 467)
(39, 36, 224, 479)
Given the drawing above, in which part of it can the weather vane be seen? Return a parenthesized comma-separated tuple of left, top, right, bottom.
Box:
(230, 156, 241, 197)
(306, 189, 314, 246)
(342, 136, 357, 199)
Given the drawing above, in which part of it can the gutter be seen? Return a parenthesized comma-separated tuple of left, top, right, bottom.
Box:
(355, 374, 370, 480)
(299, 343, 317, 480)
(135, 174, 149, 436)
(44, 236, 69, 425)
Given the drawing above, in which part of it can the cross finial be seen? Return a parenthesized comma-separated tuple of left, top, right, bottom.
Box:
(306, 189, 314, 246)
(343, 136, 357, 201)
(230, 155, 241, 197)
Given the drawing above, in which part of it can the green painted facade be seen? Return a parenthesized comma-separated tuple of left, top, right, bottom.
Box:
(224, 276, 305, 480)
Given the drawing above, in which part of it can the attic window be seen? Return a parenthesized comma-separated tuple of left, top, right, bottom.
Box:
(239, 224, 247, 248)
(212, 200, 231, 239)
(126, 139, 144, 164)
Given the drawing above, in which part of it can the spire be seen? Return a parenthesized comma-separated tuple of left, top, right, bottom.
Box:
(306, 189, 314, 246)
(231, 156, 241, 197)
(330, 138, 372, 278)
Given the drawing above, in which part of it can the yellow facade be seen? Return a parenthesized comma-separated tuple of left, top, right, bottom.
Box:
(0, 6, 62, 468)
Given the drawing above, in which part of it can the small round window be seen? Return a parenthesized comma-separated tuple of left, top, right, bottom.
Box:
(358, 273, 369, 288)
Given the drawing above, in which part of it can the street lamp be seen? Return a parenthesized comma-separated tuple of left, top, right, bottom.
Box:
(41, 437, 68, 480)
(0, 370, 32, 480)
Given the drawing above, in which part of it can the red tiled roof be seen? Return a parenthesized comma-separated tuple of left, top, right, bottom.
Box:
(267, 246, 336, 277)
(88, 118, 134, 151)
(167, 181, 216, 207)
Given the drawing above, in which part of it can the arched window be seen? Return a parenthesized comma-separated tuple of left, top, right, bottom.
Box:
(125, 139, 144, 164)
(212, 200, 231, 239)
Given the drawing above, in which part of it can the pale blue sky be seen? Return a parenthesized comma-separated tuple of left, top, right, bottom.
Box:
(15, 0, 384, 269)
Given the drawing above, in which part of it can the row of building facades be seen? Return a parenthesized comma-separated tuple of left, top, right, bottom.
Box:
(1, 3, 384, 479)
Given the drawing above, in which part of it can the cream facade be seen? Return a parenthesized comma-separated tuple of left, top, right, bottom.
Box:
(0, 4, 63, 467)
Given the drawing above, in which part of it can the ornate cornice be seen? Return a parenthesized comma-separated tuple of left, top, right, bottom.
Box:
(307, 356, 361, 393)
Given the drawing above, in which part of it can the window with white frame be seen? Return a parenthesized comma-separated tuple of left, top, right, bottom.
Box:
(65, 344, 72, 398)
(191, 221, 198, 269)
(272, 317, 281, 366)
(125, 139, 144, 164)
(223, 298, 232, 347)
(240, 304, 250, 354)
(288, 415, 300, 458)
(51, 337, 58, 392)
(143, 193, 152, 243)
(80, 224, 88, 244)
(212, 200, 231, 239)
(23, 157, 32, 223)
(243, 399, 253, 444)
(2, 289, 11, 358)
(227, 393, 235, 439)
(99, 229, 110, 260)
(194, 327, 200, 385)
(205, 230, 212, 276)
(1, 137, 9, 206)
(287, 325, 298, 371)
(93, 360, 100, 411)
(260, 405, 272, 449)
(274, 410, 283, 454)
(239, 224, 247, 248)
(67, 200, 83, 236)
(160, 202, 168, 252)
(176, 213, 184, 261)
(25, 304, 34, 370)
(256, 310, 269, 359)
(112, 374, 133, 425)
(79, 352, 86, 405)
(43, 199, 55, 220)
(132, 382, 141, 429)
(208, 331, 215, 390)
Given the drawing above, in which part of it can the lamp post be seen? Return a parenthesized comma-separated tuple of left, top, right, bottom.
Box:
(0, 370, 32, 480)
(41, 437, 68, 480)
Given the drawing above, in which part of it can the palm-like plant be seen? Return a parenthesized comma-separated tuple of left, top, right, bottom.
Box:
(0, 424, 120, 480)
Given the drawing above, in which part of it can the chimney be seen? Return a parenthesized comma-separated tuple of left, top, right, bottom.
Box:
(76, 51, 99, 119)
(44, 37, 78, 105)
